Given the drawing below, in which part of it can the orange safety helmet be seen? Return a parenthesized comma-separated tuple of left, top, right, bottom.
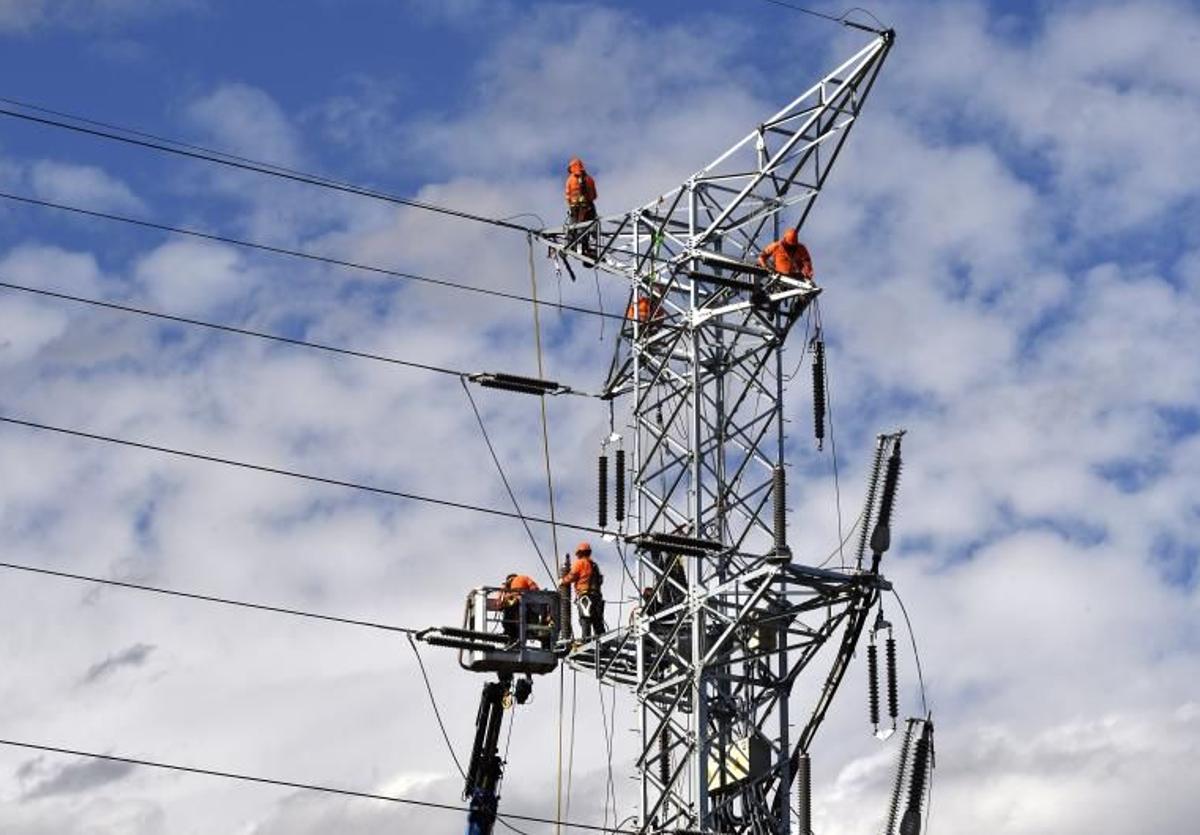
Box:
(575, 541, 593, 556)
(568, 157, 586, 174)
(782, 227, 799, 246)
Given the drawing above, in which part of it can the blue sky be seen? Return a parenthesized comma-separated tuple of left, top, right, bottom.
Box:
(0, 1, 1198, 833)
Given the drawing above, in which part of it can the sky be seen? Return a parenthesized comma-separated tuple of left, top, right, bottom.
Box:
(0, 0, 1197, 833)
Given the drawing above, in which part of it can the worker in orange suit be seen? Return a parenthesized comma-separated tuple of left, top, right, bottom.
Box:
(625, 294, 666, 331)
(560, 542, 606, 639)
(757, 228, 815, 281)
(500, 573, 539, 642)
(565, 157, 598, 257)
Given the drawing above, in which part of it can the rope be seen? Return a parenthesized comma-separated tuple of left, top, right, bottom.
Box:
(528, 235, 562, 561)
(815, 300, 847, 568)
(565, 669, 578, 824)
(0, 738, 638, 833)
(0, 414, 609, 538)
(0, 191, 622, 322)
(597, 678, 619, 831)
(530, 231, 567, 835)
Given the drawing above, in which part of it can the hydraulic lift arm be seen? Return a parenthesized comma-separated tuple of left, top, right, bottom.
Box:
(464, 673, 531, 835)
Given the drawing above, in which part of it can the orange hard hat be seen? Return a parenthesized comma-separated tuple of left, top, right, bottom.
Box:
(575, 541, 592, 555)
(783, 228, 799, 245)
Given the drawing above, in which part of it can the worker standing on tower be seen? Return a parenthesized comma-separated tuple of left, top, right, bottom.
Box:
(561, 542, 606, 639)
(564, 157, 598, 258)
(757, 227, 815, 282)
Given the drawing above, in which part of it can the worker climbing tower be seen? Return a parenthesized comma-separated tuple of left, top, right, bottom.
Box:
(543, 29, 897, 834)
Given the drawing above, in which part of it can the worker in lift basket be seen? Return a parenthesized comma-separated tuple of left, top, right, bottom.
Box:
(499, 573, 539, 643)
(757, 227, 815, 282)
(560, 542, 606, 640)
(564, 157, 598, 258)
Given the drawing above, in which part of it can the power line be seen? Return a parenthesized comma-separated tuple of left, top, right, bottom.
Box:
(461, 378, 557, 584)
(0, 738, 638, 834)
(0, 560, 417, 634)
(0, 104, 534, 233)
(890, 587, 929, 717)
(0, 413, 609, 538)
(0, 278, 463, 378)
(0, 277, 596, 398)
(406, 635, 468, 780)
(0, 191, 622, 322)
(751, 0, 889, 31)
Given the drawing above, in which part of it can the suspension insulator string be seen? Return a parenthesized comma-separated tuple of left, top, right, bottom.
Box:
(796, 752, 813, 835)
(869, 434, 903, 572)
(811, 333, 826, 450)
(886, 632, 899, 729)
(598, 452, 609, 530)
(901, 721, 934, 835)
(867, 639, 880, 732)
(855, 435, 887, 570)
(614, 447, 626, 524)
(772, 465, 789, 561)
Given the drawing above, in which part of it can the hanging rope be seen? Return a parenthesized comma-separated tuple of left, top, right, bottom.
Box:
(530, 232, 567, 835)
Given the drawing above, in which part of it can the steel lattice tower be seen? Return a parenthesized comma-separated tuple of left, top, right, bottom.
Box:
(546, 31, 895, 834)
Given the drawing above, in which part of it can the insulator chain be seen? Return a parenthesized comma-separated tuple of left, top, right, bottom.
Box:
(886, 634, 899, 726)
(811, 334, 826, 451)
(870, 435, 903, 572)
(614, 447, 626, 523)
(855, 436, 887, 569)
(867, 640, 880, 731)
(598, 452, 608, 529)
(901, 722, 934, 835)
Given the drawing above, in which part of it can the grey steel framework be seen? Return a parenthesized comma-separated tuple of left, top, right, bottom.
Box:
(543, 31, 895, 834)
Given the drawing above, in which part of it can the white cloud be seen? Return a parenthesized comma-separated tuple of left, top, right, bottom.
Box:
(29, 160, 144, 213)
(132, 239, 250, 315)
(186, 83, 304, 169)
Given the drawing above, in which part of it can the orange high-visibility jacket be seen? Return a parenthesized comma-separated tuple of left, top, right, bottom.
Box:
(562, 556, 598, 596)
(508, 575, 539, 592)
(565, 161, 597, 208)
(758, 240, 814, 278)
(501, 574, 539, 607)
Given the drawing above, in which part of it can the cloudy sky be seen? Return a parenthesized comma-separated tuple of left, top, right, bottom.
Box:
(0, 0, 1197, 833)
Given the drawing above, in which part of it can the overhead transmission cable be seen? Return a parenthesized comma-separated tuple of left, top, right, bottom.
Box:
(0, 102, 535, 233)
(0, 738, 638, 835)
(407, 635, 468, 780)
(0, 414, 610, 538)
(460, 378, 557, 584)
(0, 560, 419, 634)
(890, 587, 929, 716)
(0, 191, 623, 323)
(0, 278, 467, 379)
(751, 0, 890, 31)
(0, 560, 534, 835)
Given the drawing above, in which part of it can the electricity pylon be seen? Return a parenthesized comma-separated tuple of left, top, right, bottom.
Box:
(545, 30, 895, 834)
